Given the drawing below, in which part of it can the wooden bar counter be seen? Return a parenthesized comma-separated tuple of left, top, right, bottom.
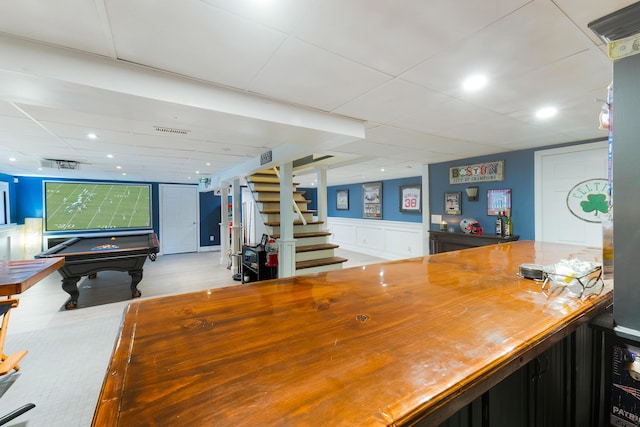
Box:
(92, 241, 612, 426)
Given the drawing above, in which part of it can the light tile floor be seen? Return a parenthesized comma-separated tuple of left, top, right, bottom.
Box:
(0, 248, 386, 426)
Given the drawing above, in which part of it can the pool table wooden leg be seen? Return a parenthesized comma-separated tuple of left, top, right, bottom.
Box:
(61, 277, 80, 310)
(129, 270, 143, 298)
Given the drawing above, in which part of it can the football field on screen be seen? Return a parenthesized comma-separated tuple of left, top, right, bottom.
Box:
(45, 183, 151, 232)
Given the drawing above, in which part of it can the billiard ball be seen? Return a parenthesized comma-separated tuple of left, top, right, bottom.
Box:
(111, 237, 116, 241)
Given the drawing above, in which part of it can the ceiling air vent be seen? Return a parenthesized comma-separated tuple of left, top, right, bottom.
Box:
(153, 126, 191, 135)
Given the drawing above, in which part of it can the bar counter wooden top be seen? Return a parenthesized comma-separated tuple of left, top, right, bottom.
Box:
(0, 258, 65, 297)
(92, 241, 612, 426)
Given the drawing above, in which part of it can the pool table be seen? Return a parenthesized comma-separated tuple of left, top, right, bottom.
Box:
(36, 232, 159, 310)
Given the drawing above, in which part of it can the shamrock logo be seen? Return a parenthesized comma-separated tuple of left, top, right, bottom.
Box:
(580, 193, 608, 216)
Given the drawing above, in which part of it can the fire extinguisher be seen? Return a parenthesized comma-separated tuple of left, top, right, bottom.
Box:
(265, 238, 278, 267)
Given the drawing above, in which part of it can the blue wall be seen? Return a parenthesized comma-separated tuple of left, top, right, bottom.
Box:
(199, 191, 222, 246)
(429, 150, 534, 239)
(428, 140, 604, 240)
(328, 176, 423, 222)
(298, 187, 317, 211)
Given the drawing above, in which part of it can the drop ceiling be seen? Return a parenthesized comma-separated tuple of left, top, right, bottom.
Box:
(0, 0, 632, 187)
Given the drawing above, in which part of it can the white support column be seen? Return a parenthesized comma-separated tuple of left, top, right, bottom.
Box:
(219, 184, 230, 265)
(231, 179, 242, 276)
(278, 162, 296, 278)
(421, 164, 430, 256)
(316, 166, 328, 225)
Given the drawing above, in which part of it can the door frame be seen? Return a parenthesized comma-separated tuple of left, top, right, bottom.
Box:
(158, 184, 200, 255)
(533, 140, 608, 241)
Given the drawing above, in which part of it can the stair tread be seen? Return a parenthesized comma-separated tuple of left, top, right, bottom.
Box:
(248, 180, 300, 186)
(265, 220, 324, 226)
(249, 169, 278, 176)
(271, 231, 331, 239)
(296, 243, 340, 253)
(247, 177, 300, 184)
(251, 189, 305, 194)
(296, 257, 348, 270)
(256, 198, 311, 203)
(260, 209, 317, 214)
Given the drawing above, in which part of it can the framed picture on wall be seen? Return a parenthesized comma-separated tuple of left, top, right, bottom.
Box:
(487, 189, 511, 215)
(444, 191, 461, 215)
(399, 184, 421, 213)
(336, 189, 349, 210)
(362, 182, 382, 219)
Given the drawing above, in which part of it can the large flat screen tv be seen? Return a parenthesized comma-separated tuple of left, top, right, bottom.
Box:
(44, 181, 152, 232)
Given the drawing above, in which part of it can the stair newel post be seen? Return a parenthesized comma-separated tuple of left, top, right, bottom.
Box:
(219, 183, 230, 266)
(231, 179, 243, 279)
(316, 166, 328, 225)
(278, 162, 297, 278)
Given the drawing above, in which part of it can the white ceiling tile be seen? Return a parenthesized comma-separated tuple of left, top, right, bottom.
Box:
(403, 1, 596, 93)
(107, 0, 288, 89)
(249, 37, 391, 111)
(0, 115, 52, 137)
(294, 0, 531, 76)
(486, 50, 612, 115)
(0, 0, 115, 57)
(334, 79, 451, 124)
(199, 0, 316, 33)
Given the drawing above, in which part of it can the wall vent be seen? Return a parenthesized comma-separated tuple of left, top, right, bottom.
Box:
(154, 126, 191, 135)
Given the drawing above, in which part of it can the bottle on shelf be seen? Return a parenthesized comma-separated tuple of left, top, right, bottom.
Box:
(495, 212, 503, 236)
(504, 209, 513, 237)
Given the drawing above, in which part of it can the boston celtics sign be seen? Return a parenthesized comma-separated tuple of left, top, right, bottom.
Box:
(566, 178, 610, 223)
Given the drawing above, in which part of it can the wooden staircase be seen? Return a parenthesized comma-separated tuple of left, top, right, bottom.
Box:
(246, 168, 348, 275)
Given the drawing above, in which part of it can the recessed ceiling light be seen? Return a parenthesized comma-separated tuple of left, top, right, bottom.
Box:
(195, 170, 200, 174)
(9, 157, 16, 162)
(37, 167, 43, 171)
(205, 162, 211, 166)
(536, 106, 558, 119)
(107, 154, 113, 158)
(462, 74, 488, 91)
(87, 133, 97, 139)
(116, 165, 122, 169)
(121, 172, 127, 176)
(380, 168, 385, 172)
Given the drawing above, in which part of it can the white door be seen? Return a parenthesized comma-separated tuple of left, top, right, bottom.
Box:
(534, 141, 608, 246)
(0, 181, 8, 224)
(160, 184, 199, 254)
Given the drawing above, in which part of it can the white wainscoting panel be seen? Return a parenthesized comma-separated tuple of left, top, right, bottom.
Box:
(327, 217, 424, 260)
